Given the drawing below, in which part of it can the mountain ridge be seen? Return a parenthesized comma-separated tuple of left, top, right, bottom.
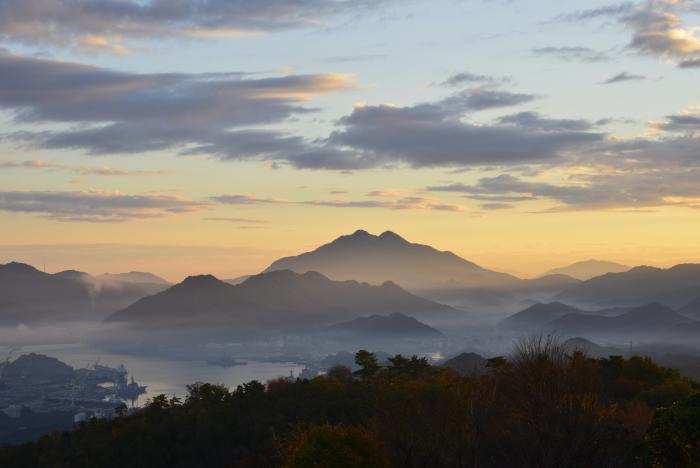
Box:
(264, 229, 520, 290)
(106, 269, 459, 330)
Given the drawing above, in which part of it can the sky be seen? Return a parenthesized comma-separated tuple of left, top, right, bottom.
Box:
(0, 0, 699, 281)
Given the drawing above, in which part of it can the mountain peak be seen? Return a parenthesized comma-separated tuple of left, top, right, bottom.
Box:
(180, 274, 224, 288)
(264, 229, 520, 290)
(0, 262, 43, 275)
(350, 229, 371, 237)
(379, 230, 406, 242)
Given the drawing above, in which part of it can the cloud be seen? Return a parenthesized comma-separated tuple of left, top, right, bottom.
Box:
(652, 105, 700, 133)
(602, 71, 647, 83)
(438, 72, 511, 87)
(532, 46, 611, 62)
(0, 53, 606, 172)
(305, 98, 603, 170)
(0, 159, 168, 176)
(622, 1, 700, 62)
(0, 0, 392, 53)
(211, 194, 288, 205)
(0, 50, 351, 158)
(679, 57, 700, 67)
(202, 217, 268, 224)
(366, 189, 404, 197)
(551, 2, 637, 23)
(302, 196, 464, 212)
(211, 192, 463, 211)
(497, 112, 595, 131)
(0, 190, 209, 222)
(479, 203, 514, 211)
(428, 152, 700, 211)
(554, 1, 700, 67)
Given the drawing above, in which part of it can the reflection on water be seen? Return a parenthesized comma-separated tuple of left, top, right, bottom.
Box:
(4, 344, 303, 406)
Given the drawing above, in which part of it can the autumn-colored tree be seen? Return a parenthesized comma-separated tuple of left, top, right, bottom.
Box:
(283, 425, 389, 468)
(646, 393, 700, 467)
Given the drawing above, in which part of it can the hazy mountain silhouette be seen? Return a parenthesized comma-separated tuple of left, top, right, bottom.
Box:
(107, 269, 458, 330)
(500, 302, 583, 330)
(440, 352, 487, 376)
(562, 337, 624, 358)
(223, 275, 252, 286)
(679, 297, 700, 320)
(263, 230, 520, 290)
(543, 260, 630, 281)
(555, 264, 700, 309)
(325, 313, 444, 339)
(548, 302, 690, 335)
(99, 272, 170, 286)
(0, 262, 170, 323)
(0, 262, 92, 323)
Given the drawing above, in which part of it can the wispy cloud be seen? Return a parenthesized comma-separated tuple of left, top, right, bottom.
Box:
(0, 0, 394, 54)
(0, 190, 209, 222)
(438, 72, 512, 87)
(302, 196, 464, 212)
(532, 46, 610, 62)
(552, 1, 700, 67)
(212, 192, 463, 212)
(0, 50, 352, 160)
(211, 194, 289, 205)
(601, 71, 647, 84)
(0, 159, 168, 176)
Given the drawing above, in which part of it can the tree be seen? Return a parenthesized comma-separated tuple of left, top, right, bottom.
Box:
(283, 425, 389, 468)
(327, 365, 353, 383)
(386, 355, 430, 376)
(646, 393, 700, 467)
(354, 350, 380, 378)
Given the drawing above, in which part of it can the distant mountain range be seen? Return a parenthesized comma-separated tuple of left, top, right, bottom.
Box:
(0, 262, 169, 323)
(264, 230, 520, 290)
(555, 264, 700, 309)
(99, 272, 170, 285)
(325, 313, 444, 339)
(561, 337, 624, 358)
(543, 260, 630, 281)
(499, 302, 583, 330)
(500, 301, 693, 336)
(107, 269, 458, 330)
(679, 297, 700, 319)
(549, 303, 690, 335)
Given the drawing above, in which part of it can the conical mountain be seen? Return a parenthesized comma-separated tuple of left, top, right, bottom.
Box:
(264, 230, 519, 290)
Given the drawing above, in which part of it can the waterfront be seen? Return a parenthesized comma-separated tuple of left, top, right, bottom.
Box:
(2, 344, 304, 407)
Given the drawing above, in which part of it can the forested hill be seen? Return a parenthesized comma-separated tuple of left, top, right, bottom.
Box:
(1, 341, 699, 468)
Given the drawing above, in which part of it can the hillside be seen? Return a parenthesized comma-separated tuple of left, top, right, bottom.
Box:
(1, 349, 696, 467)
(99, 272, 170, 286)
(325, 313, 444, 339)
(500, 302, 583, 330)
(548, 303, 690, 335)
(106, 270, 458, 330)
(264, 230, 520, 290)
(440, 352, 487, 375)
(543, 260, 630, 281)
(0, 262, 169, 323)
(679, 297, 700, 319)
(555, 264, 700, 309)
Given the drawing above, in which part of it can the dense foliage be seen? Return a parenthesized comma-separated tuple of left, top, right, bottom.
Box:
(1, 337, 698, 467)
